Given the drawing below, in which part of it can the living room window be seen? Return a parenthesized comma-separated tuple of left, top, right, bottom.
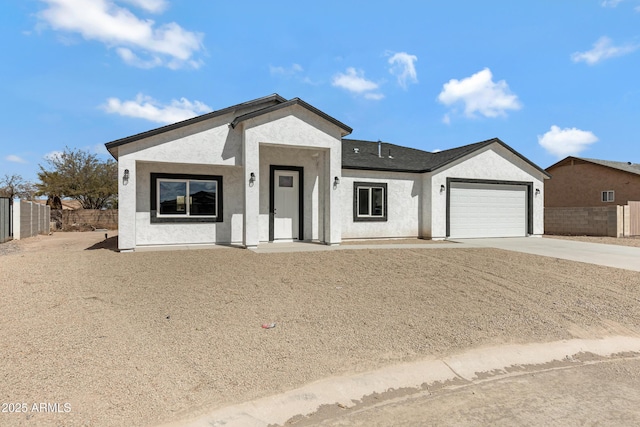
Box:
(354, 182, 387, 222)
(151, 173, 223, 223)
(601, 190, 615, 202)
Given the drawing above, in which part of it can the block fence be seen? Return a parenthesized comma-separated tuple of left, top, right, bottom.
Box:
(13, 200, 50, 240)
(545, 205, 638, 237)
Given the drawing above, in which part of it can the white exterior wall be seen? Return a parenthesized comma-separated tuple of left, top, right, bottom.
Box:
(115, 102, 344, 250)
(429, 144, 546, 239)
(241, 105, 343, 245)
(134, 162, 244, 246)
(115, 112, 244, 250)
(341, 170, 422, 239)
(258, 145, 327, 242)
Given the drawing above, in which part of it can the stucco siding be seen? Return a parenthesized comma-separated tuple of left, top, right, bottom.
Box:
(117, 114, 242, 166)
(134, 162, 244, 246)
(545, 162, 640, 207)
(341, 170, 421, 239)
(430, 145, 546, 238)
(258, 145, 327, 242)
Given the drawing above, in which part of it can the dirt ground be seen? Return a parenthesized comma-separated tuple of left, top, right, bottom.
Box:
(1, 232, 639, 427)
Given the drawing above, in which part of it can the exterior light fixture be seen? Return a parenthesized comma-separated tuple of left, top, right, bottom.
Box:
(440, 184, 445, 193)
(334, 176, 340, 186)
(123, 169, 129, 180)
(249, 172, 256, 184)
(535, 188, 540, 195)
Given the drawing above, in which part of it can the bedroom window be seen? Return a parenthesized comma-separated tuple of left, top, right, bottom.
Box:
(601, 190, 615, 202)
(354, 182, 387, 222)
(151, 173, 223, 223)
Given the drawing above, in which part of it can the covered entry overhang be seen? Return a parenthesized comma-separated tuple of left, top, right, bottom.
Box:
(232, 98, 352, 248)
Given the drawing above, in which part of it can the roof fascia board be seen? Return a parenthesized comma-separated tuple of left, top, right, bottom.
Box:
(431, 138, 551, 178)
(104, 94, 287, 154)
(231, 98, 353, 136)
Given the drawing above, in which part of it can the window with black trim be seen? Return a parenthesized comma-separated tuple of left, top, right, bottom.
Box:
(151, 173, 223, 223)
(353, 182, 387, 222)
(601, 190, 615, 202)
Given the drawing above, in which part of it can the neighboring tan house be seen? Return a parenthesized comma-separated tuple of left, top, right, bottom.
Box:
(545, 157, 640, 207)
(105, 94, 549, 251)
(33, 199, 83, 210)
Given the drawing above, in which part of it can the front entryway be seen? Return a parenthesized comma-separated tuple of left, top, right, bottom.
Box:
(270, 166, 304, 241)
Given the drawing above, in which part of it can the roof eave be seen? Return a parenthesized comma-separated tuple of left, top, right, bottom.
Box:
(103, 94, 287, 152)
(231, 98, 353, 136)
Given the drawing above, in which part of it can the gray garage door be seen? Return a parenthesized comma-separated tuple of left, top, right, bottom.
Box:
(449, 182, 527, 238)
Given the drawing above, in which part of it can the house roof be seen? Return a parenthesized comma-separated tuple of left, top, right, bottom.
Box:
(104, 94, 351, 158)
(342, 137, 550, 176)
(230, 97, 352, 136)
(546, 156, 640, 176)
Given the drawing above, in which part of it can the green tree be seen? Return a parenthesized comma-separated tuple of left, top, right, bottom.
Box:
(0, 174, 36, 200)
(37, 147, 117, 209)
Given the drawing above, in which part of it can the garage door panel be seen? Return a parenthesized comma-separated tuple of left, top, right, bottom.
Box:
(449, 182, 527, 238)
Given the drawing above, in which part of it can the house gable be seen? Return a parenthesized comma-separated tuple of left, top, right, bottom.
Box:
(105, 94, 287, 160)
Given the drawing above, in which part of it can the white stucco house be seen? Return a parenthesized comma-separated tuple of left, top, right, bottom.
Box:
(105, 94, 550, 251)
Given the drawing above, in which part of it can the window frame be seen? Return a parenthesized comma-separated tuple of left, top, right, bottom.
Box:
(150, 173, 223, 223)
(601, 190, 615, 203)
(353, 182, 387, 222)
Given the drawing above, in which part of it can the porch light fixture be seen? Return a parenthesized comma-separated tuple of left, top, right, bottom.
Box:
(440, 184, 445, 193)
(535, 188, 540, 196)
(334, 176, 340, 185)
(123, 169, 129, 180)
(249, 172, 256, 185)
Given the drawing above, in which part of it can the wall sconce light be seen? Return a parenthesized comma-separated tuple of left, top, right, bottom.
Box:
(440, 184, 445, 193)
(334, 176, 340, 186)
(249, 172, 256, 185)
(122, 169, 130, 185)
(535, 188, 540, 195)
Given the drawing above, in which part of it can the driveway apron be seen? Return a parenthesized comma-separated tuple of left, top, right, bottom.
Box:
(450, 237, 640, 272)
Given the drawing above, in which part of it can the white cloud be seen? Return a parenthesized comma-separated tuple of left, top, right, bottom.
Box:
(387, 52, 418, 89)
(437, 68, 522, 120)
(332, 67, 383, 100)
(538, 125, 598, 158)
(571, 36, 639, 65)
(37, 0, 203, 69)
(601, 0, 624, 6)
(5, 155, 27, 164)
(102, 93, 212, 124)
(119, 0, 168, 13)
(44, 151, 64, 162)
(364, 92, 385, 100)
(269, 63, 303, 77)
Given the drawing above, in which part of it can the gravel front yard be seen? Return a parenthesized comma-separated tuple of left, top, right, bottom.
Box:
(1, 232, 639, 426)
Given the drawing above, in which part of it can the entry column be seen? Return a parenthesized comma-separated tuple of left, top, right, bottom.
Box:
(242, 133, 260, 248)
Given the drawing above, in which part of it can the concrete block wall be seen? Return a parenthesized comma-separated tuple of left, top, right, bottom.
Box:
(545, 206, 622, 237)
(13, 200, 51, 240)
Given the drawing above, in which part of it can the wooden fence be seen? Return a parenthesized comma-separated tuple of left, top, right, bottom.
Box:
(629, 201, 640, 236)
(60, 209, 118, 230)
(0, 197, 11, 243)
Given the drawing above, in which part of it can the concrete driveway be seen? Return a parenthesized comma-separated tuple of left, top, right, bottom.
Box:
(451, 237, 640, 272)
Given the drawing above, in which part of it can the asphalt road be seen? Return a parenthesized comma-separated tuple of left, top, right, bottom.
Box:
(302, 357, 640, 426)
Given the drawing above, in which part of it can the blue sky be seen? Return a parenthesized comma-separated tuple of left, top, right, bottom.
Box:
(2, 0, 640, 182)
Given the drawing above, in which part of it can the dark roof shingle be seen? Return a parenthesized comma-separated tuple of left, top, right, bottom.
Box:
(342, 138, 549, 176)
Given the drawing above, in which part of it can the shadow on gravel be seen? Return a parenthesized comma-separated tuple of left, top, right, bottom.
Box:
(85, 236, 118, 252)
